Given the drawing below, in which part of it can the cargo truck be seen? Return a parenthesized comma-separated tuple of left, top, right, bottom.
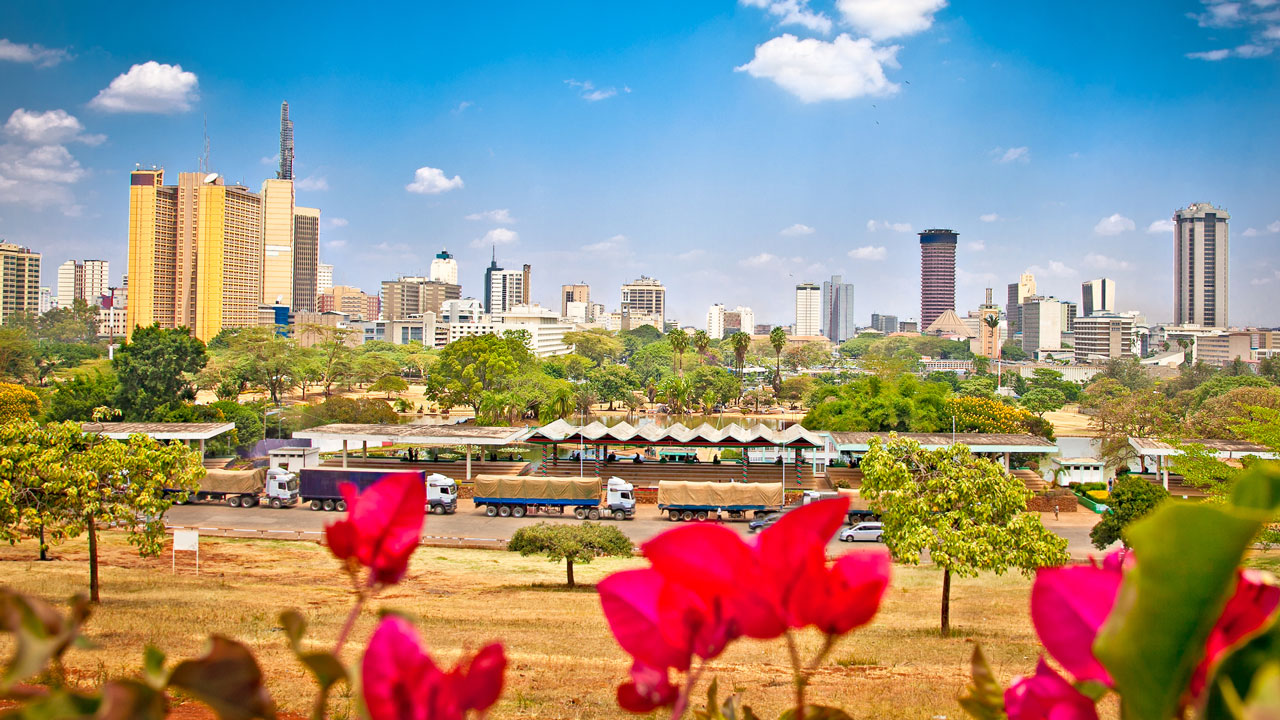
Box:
(299, 468, 457, 513)
(472, 475, 635, 520)
(657, 480, 784, 522)
(176, 467, 299, 508)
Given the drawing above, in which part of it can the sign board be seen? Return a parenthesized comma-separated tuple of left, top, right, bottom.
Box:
(172, 529, 199, 574)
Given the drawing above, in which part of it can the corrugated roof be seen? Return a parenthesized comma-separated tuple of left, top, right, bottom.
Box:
(1129, 437, 1277, 457)
(829, 431, 1057, 452)
(528, 420, 826, 447)
(292, 424, 534, 446)
(91, 422, 236, 440)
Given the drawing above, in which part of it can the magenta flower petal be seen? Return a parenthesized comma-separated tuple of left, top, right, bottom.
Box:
(1030, 555, 1123, 685)
(361, 616, 443, 720)
(326, 472, 425, 586)
(598, 569, 693, 671)
(1189, 569, 1280, 699)
(1004, 658, 1101, 720)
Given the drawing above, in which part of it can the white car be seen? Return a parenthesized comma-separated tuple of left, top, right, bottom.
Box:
(838, 522, 884, 543)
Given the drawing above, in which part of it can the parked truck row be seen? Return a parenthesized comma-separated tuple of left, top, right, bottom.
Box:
(471, 475, 635, 520)
(657, 480, 785, 522)
(171, 468, 458, 514)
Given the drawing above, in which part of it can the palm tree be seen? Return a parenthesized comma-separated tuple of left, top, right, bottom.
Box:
(660, 376, 690, 414)
(623, 392, 643, 420)
(769, 327, 786, 393)
(573, 387, 597, 416)
(693, 329, 711, 359)
(730, 332, 751, 379)
(550, 384, 573, 419)
(669, 327, 690, 376)
(701, 389, 717, 415)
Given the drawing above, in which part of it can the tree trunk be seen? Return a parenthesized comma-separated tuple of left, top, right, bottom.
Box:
(566, 558, 575, 588)
(38, 524, 48, 561)
(88, 514, 100, 603)
(940, 566, 951, 637)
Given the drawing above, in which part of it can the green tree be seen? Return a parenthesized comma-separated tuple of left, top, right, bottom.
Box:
(1001, 340, 1028, 361)
(659, 375, 692, 413)
(971, 355, 991, 375)
(369, 375, 410, 398)
(112, 325, 208, 420)
(957, 376, 997, 398)
(1020, 387, 1066, 417)
(586, 364, 639, 410)
(1096, 357, 1153, 392)
(1089, 476, 1169, 550)
(769, 326, 787, 392)
(424, 334, 526, 413)
(777, 375, 815, 406)
(838, 333, 879, 358)
(352, 353, 400, 388)
(506, 522, 633, 587)
(45, 370, 118, 422)
(625, 341, 675, 386)
(668, 328, 690, 376)
(620, 324, 663, 348)
(224, 326, 297, 404)
(301, 324, 357, 397)
(1090, 388, 1179, 468)
(801, 374, 950, 432)
(0, 326, 36, 382)
(563, 329, 623, 365)
(687, 365, 740, 406)
(860, 436, 1068, 635)
(730, 332, 751, 381)
(692, 329, 711, 357)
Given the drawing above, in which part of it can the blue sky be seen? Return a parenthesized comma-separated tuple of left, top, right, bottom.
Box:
(1, 1, 1278, 327)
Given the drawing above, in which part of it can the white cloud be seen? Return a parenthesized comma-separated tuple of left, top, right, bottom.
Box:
(1084, 252, 1132, 271)
(0, 39, 69, 67)
(835, 0, 947, 40)
(741, 253, 780, 267)
(324, 217, 348, 229)
(325, 239, 347, 249)
(295, 175, 328, 191)
(978, 213, 1000, 223)
(5, 109, 104, 145)
(0, 143, 86, 212)
(780, 223, 815, 236)
(676, 249, 707, 262)
(89, 61, 199, 113)
(406, 166, 464, 194)
(1269, 220, 1280, 233)
(735, 34, 900, 103)
(465, 208, 515, 224)
(1094, 213, 1136, 235)
(993, 146, 1030, 164)
(848, 245, 887, 260)
(1186, 48, 1232, 60)
(584, 234, 627, 252)
(1147, 219, 1175, 233)
(1243, 227, 1261, 237)
(565, 79, 628, 102)
(1266, 25, 1280, 40)
(1026, 260, 1077, 278)
(1193, 1, 1243, 27)
(1236, 43, 1274, 56)
(866, 219, 911, 232)
(741, 0, 834, 33)
(965, 240, 986, 251)
(1251, 276, 1271, 285)
(453, 101, 473, 113)
(472, 227, 519, 248)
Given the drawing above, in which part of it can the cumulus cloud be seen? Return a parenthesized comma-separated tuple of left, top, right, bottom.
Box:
(89, 61, 199, 113)
(472, 227, 518, 248)
(735, 34, 900, 102)
(979, 213, 1000, 223)
(1270, 220, 1280, 233)
(993, 146, 1030, 164)
(740, 0, 833, 33)
(1026, 260, 1077, 278)
(0, 143, 86, 212)
(4, 109, 104, 145)
(323, 217, 348, 229)
(1243, 227, 1261, 237)
(565, 79, 629, 102)
(465, 208, 515, 224)
(1185, 1, 1280, 58)
(1249, 221, 1280, 236)
(296, 175, 328, 191)
(741, 253, 780, 267)
(0, 39, 69, 67)
(848, 245, 887, 260)
(1094, 213, 1136, 235)
(584, 234, 627, 253)
(780, 223, 815, 236)
(1191, 1, 1243, 28)
(965, 240, 986, 251)
(836, 0, 947, 40)
(1147, 218, 1175, 233)
(866, 219, 911, 232)
(406, 166, 464, 194)
(1084, 252, 1132, 271)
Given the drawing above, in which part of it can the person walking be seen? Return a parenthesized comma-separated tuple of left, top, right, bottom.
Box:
(1053, 503, 1060, 521)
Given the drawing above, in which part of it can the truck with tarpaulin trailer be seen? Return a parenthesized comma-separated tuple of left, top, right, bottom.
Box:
(657, 480, 784, 521)
(472, 475, 635, 520)
(298, 468, 457, 513)
(175, 467, 299, 508)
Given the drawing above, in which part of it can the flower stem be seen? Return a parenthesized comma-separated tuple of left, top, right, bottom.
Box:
(671, 660, 706, 720)
(333, 591, 367, 657)
(786, 632, 806, 720)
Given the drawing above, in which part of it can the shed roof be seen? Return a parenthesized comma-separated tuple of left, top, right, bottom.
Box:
(291, 424, 533, 446)
(528, 419, 827, 448)
(829, 431, 1057, 453)
(90, 422, 236, 441)
(1128, 437, 1278, 458)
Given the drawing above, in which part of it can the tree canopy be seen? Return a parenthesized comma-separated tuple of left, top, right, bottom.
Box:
(1089, 475, 1169, 550)
(111, 325, 208, 421)
(507, 522, 633, 587)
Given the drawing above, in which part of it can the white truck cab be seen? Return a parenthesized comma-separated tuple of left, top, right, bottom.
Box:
(605, 477, 636, 518)
(264, 467, 301, 508)
(427, 473, 459, 515)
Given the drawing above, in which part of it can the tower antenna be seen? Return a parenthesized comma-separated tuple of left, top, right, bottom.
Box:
(199, 114, 211, 173)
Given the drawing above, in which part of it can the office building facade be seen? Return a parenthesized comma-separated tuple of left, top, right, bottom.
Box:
(430, 249, 458, 286)
(795, 282, 821, 337)
(724, 306, 754, 337)
(561, 283, 590, 318)
(1020, 296, 1064, 355)
(317, 263, 333, 295)
(919, 229, 958, 329)
(870, 313, 899, 334)
(820, 275, 855, 342)
(1006, 272, 1036, 336)
(56, 259, 110, 309)
(706, 303, 725, 339)
(382, 276, 462, 320)
(1073, 314, 1136, 364)
(292, 207, 320, 312)
(1173, 202, 1229, 328)
(1081, 278, 1116, 317)
(260, 178, 295, 306)
(0, 242, 40, 325)
(318, 285, 379, 321)
(620, 276, 666, 326)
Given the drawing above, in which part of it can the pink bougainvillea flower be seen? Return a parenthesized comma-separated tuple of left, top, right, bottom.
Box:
(1188, 569, 1280, 699)
(616, 661, 680, 714)
(1004, 658, 1101, 720)
(755, 498, 854, 630)
(598, 569, 694, 672)
(788, 549, 892, 636)
(1029, 551, 1126, 686)
(326, 472, 425, 585)
(362, 616, 506, 720)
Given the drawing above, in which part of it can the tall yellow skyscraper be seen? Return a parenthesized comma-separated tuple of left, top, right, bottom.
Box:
(126, 169, 263, 342)
(260, 178, 295, 306)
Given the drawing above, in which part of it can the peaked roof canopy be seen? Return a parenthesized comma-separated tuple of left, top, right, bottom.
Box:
(924, 309, 976, 338)
(528, 419, 826, 448)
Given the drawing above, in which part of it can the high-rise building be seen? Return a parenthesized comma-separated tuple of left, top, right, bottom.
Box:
(975, 288, 1002, 359)
(430, 249, 458, 286)
(870, 313, 899, 334)
(1173, 202, 1230, 328)
(919, 229, 958, 330)
(724, 306, 754, 337)
(0, 242, 40, 324)
(1006, 272, 1036, 336)
(316, 263, 333, 295)
(38, 287, 52, 314)
(292, 207, 320, 312)
(1081, 278, 1116, 317)
(125, 169, 264, 342)
(620, 276, 666, 326)
(1020, 296, 1064, 355)
(56, 259, 110, 308)
(820, 275, 855, 342)
(795, 282, 821, 337)
(278, 101, 294, 181)
(707, 303, 725, 339)
(485, 254, 528, 315)
(56, 260, 76, 309)
(318, 285, 379, 321)
(260, 177, 295, 306)
(561, 283, 589, 318)
(1061, 301, 1078, 333)
(382, 276, 462, 320)
(1073, 314, 1135, 364)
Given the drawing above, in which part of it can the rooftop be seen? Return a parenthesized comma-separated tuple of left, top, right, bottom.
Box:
(291, 423, 533, 446)
(90, 422, 236, 440)
(830, 432, 1057, 453)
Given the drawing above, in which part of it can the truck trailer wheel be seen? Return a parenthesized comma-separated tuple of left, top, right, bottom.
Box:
(695, 511, 708, 521)
(511, 506, 526, 518)
(243, 496, 257, 508)
(432, 504, 446, 515)
(588, 508, 600, 520)
(498, 505, 512, 517)
(681, 510, 694, 521)
(667, 511, 680, 522)
(574, 508, 587, 519)
(310, 500, 322, 511)
(485, 505, 498, 517)
(270, 498, 282, 509)
(323, 500, 335, 511)
(335, 500, 347, 512)
(228, 496, 241, 508)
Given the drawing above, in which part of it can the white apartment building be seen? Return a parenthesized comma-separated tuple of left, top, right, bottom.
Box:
(795, 283, 821, 337)
(563, 301, 590, 324)
(317, 263, 334, 295)
(1073, 314, 1136, 363)
(725, 306, 755, 337)
(1020, 297, 1064, 354)
(429, 249, 458, 285)
(57, 259, 110, 308)
(488, 268, 527, 314)
(706, 303, 725, 339)
(620, 276, 666, 326)
(1081, 278, 1116, 317)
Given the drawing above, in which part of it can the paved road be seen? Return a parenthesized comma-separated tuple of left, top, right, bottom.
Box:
(164, 502, 1105, 557)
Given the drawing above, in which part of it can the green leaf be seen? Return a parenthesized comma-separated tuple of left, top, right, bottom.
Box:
(141, 646, 166, 688)
(297, 651, 347, 692)
(778, 706, 855, 720)
(957, 644, 1004, 720)
(1094, 464, 1280, 720)
(1238, 661, 1280, 719)
(277, 611, 305, 650)
(3, 688, 100, 719)
(1202, 615, 1280, 719)
(0, 591, 90, 692)
(96, 679, 167, 720)
(167, 636, 275, 720)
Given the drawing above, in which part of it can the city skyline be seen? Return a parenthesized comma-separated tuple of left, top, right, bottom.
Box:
(1, 3, 1279, 327)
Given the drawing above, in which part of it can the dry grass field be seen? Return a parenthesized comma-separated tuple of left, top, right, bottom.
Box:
(0, 532, 1052, 719)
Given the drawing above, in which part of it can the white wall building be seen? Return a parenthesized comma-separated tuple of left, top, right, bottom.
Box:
(1020, 297, 1063, 354)
(795, 283, 820, 337)
(1081, 278, 1116, 317)
(1073, 314, 1136, 363)
(429, 249, 458, 286)
(706, 303, 725, 339)
(317, 263, 334, 295)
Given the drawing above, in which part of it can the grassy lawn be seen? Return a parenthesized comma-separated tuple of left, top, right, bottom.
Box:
(0, 532, 1048, 719)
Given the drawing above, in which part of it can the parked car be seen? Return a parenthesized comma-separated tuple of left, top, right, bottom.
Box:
(748, 512, 782, 533)
(838, 522, 884, 543)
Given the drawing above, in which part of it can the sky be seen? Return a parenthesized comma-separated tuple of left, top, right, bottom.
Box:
(1, 1, 1278, 328)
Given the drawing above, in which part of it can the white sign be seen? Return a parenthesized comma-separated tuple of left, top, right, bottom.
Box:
(172, 529, 200, 574)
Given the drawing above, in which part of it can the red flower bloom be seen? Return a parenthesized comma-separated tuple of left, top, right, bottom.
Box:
(616, 661, 680, 714)
(1188, 569, 1280, 698)
(598, 569, 695, 672)
(326, 472, 425, 586)
(362, 616, 506, 720)
(1004, 659, 1100, 720)
(1029, 551, 1126, 685)
(788, 549, 891, 635)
